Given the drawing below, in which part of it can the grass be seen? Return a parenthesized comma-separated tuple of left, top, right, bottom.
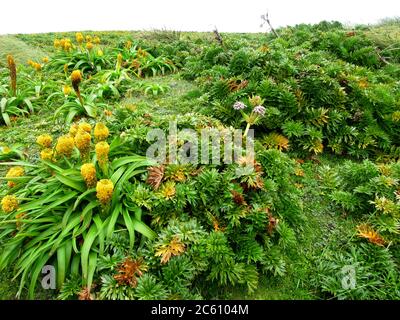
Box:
(0, 35, 48, 66)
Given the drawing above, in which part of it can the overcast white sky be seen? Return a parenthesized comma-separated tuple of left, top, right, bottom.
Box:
(0, 0, 398, 34)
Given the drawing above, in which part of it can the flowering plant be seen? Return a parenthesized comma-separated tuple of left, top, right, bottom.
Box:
(233, 95, 266, 137)
(0, 121, 156, 298)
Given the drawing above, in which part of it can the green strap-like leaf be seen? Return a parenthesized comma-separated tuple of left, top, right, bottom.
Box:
(57, 245, 66, 289)
(28, 254, 49, 299)
(55, 174, 86, 192)
(106, 203, 121, 239)
(122, 209, 136, 250)
(87, 252, 97, 291)
(81, 224, 99, 283)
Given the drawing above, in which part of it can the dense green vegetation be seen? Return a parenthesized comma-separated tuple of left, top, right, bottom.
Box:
(1, 19, 400, 300)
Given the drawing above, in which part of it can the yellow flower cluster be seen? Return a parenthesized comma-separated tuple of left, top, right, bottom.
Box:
(96, 179, 114, 204)
(71, 70, 82, 93)
(94, 123, 109, 142)
(56, 135, 75, 157)
(7, 55, 17, 95)
(117, 53, 123, 69)
(27, 60, 42, 71)
(36, 134, 54, 161)
(76, 32, 84, 44)
(6, 166, 24, 188)
(69, 123, 79, 137)
(95, 141, 110, 165)
(36, 134, 53, 148)
(54, 38, 73, 51)
(74, 129, 91, 155)
(1, 195, 18, 213)
(42, 57, 49, 63)
(125, 40, 132, 49)
(63, 85, 72, 96)
(93, 36, 101, 44)
(81, 163, 97, 188)
(78, 122, 92, 133)
(40, 148, 54, 161)
(86, 42, 94, 50)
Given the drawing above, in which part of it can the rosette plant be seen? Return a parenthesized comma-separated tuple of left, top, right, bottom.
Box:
(0, 121, 156, 298)
(53, 70, 106, 123)
(115, 43, 176, 78)
(47, 33, 111, 74)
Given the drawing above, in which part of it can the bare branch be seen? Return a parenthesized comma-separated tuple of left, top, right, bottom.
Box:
(213, 26, 224, 46)
(261, 11, 279, 38)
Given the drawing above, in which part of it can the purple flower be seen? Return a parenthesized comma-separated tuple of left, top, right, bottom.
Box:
(253, 105, 266, 116)
(233, 101, 247, 110)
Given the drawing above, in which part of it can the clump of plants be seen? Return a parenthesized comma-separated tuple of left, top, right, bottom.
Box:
(0, 121, 156, 298)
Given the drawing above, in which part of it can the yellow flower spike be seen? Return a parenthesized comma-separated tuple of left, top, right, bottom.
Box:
(60, 39, 66, 48)
(81, 163, 97, 188)
(117, 53, 123, 65)
(78, 122, 92, 133)
(76, 32, 84, 44)
(42, 57, 49, 63)
(36, 134, 53, 148)
(93, 36, 101, 44)
(94, 123, 110, 142)
(7, 55, 17, 96)
(86, 42, 93, 50)
(64, 41, 72, 51)
(71, 70, 82, 92)
(54, 39, 61, 48)
(97, 49, 103, 57)
(96, 179, 114, 205)
(69, 123, 79, 137)
(33, 62, 42, 72)
(1, 195, 19, 213)
(63, 85, 72, 96)
(64, 64, 69, 75)
(85, 35, 92, 43)
(71, 70, 84, 105)
(125, 40, 132, 49)
(55, 135, 75, 157)
(74, 130, 91, 160)
(40, 148, 54, 161)
(116, 53, 123, 72)
(6, 166, 24, 188)
(95, 141, 110, 165)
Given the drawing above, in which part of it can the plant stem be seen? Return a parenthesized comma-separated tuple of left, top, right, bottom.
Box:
(243, 123, 251, 138)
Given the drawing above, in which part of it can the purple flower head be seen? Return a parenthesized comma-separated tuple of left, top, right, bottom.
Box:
(253, 105, 266, 116)
(233, 101, 247, 110)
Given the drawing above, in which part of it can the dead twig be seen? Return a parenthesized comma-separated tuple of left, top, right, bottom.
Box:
(213, 26, 224, 46)
(260, 12, 279, 38)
